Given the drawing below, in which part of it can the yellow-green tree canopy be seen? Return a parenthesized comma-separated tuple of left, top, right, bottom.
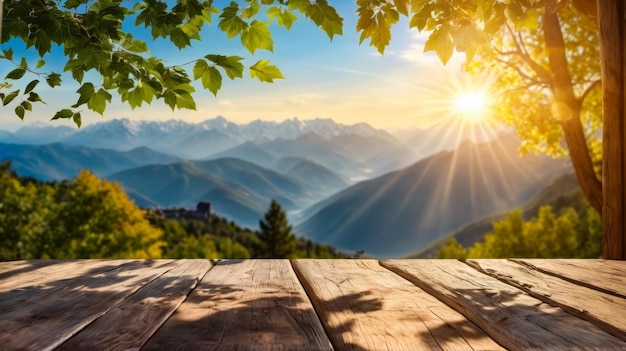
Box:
(0, 162, 164, 259)
(438, 204, 601, 259)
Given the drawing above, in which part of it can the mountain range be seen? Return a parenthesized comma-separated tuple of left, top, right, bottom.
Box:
(295, 134, 571, 257)
(1, 117, 421, 180)
(0, 142, 180, 180)
(0, 116, 575, 257)
(107, 157, 339, 228)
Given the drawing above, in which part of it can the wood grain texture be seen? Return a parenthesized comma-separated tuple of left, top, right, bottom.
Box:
(382, 259, 626, 350)
(292, 259, 504, 351)
(599, 0, 626, 259)
(0, 260, 134, 312)
(0, 259, 65, 275)
(57, 259, 213, 351)
(511, 259, 626, 299)
(0, 259, 177, 351)
(141, 259, 332, 351)
(468, 259, 626, 342)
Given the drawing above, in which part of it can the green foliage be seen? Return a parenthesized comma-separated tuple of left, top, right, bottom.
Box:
(257, 199, 297, 258)
(145, 206, 346, 259)
(1, 0, 343, 124)
(0, 161, 346, 260)
(438, 203, 602, 259)
(0, 161, 164, 260)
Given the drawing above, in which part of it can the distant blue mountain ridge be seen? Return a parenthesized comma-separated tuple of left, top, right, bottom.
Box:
(0, 116, 573, 257)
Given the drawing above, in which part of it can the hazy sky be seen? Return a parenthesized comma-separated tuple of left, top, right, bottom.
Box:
(0, 1, 473, 132)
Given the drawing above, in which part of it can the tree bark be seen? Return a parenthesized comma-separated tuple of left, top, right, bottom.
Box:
(542, 0, 603, 214)
(597, 0, 625, 259)
(573, 0, 598, 24)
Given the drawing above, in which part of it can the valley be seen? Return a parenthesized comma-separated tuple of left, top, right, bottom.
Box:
(0, 116, 575, 257)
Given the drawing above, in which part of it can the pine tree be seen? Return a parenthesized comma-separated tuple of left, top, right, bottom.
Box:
(258, 200, 297, 258)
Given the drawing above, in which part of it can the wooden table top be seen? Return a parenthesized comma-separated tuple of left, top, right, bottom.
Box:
(0, 259, 625, 350)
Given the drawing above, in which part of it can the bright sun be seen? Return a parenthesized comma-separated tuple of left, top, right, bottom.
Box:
(453, 92, 488, 120)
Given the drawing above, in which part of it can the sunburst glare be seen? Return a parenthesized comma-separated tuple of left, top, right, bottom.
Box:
(454, 91, 488, 120)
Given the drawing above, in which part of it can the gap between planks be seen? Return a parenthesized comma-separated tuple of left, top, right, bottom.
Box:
(382, 259, 626, 351)
(292, 259, 504, 351)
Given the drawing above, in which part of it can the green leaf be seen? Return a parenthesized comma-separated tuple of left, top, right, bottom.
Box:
(219, 2, 248, 39)
(52, 109, 74, 120)
(73, 112, 82, 128)
(250, 59, 284, 82)
(120, 34, 150, 53)
(241, 0, 261, 19)
(303, 0, 343, 40)
(164, 90, 177, 110)
(27, 92, 43, 103)
(73, 82, 95, 107)
(202, 66, 222, 95)
(15, 105, 25, 120)
(1, 48, 14, 60)
(205, 55, 244, 79)
(424, 25, 454, 64)
(267, 6, 298, 30)
(170, 28, 191, 49)
(127, 87, 145, 109)
(173, 89, 197, 109)
(6, 68, 26, 80)
(20, 101, 32, 112)
(35, 60, 46, 69)
(241, 20, 273, 53)
(65, 0, 89, 9)
(34, 30, 52, 56)
(193, 59, 209, 80)
(19, 57, 27, 68)
(46, 73, 62, 88)
(87, 89, 112, 115)
(24, 80, 39, 94)
(3, 90, 19, 106)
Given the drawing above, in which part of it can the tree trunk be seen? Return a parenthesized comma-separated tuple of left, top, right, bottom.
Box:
(542, 0, 603, 214)
(597, 0, 625, 259)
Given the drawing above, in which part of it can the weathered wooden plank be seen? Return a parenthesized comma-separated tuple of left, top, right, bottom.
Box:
(0, 259, 177, 351)
(142, 259, 332, 351)
(0, 260, 114, 291)
(511, 259, 626, 299)
(56, 259, 213, 351)
(382, 259, 626, 350)
(292, 259, 504, 351)
(468, 259, 626, 342)
(0, 260, 135, 312)
(0, 259, 65, 275)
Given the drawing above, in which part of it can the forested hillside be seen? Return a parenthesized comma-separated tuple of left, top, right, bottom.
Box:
(0, 161, 345, 260)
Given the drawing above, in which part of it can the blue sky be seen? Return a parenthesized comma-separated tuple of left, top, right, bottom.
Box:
(0, 1, 471, 132)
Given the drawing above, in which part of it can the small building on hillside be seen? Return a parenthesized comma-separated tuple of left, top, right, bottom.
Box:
(156, 201, 211, 222)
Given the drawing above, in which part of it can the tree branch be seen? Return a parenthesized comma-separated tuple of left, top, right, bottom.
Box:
(579, 79, 602, 104)
(504, 23, 554, 85)
(572, 0, 598, 24)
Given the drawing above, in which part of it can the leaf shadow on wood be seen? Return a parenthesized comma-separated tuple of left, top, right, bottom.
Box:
(311, 291, 384, 351)
(0, 260, 193, 350)
(0, 259, 71, 281)
(140, 260, 384, 351)
(412, 288, 626, 350)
